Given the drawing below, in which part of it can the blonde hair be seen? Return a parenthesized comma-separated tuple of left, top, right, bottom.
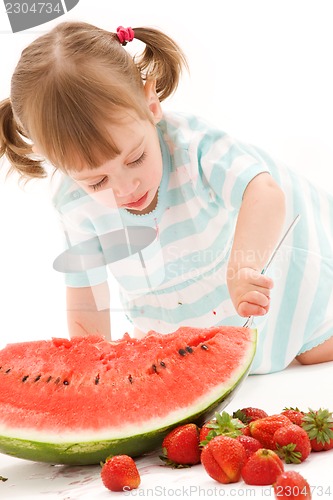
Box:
(0, 21, 187, 179)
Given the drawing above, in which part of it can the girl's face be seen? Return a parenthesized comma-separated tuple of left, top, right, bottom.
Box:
(69, 115, 163, 215)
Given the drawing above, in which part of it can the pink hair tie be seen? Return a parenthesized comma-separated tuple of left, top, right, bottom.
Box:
(116, 26, 135, 46)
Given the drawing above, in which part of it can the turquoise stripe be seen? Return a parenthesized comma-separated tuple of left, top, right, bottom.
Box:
(173, 148, 189, 169)
(158, 119, 183, 146)
(271, 249, 308, 372)
(269, 170, 310, 372)
(208, 164, 227, 204)
(167, 181, 197, 207)
(197, 129, 228, 161)
(128, 283, 230, 323)
(117, 228, 231, 293)
(65, 266, 108, 287)
(302, 257, 333, 349)
(301, 183, 333, 345)
(114, 265, 166, 294)
(160, 203, 220, 246)
(186, 114, 213, 133)
(198, 132, 232, 200)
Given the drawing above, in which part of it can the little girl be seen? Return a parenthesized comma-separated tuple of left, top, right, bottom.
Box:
(1, 21, 333, 374)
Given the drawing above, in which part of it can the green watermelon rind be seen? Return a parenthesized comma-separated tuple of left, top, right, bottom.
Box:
(0, 340, 255, 465)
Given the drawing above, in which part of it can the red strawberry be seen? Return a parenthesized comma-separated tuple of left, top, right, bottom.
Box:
(281, 407, 305, 426)
(236, 435, 262, 459)
(274, 471, 312, 499)
(233, 407, 268, 424)
(241, 425, 252, 436)
(249, 414, 292, 449)
(201, 435, 247, 484)
(101, 455, 140, 492)
(241, 448, 284, 485)
(199, 423, 211, 443)
(273, 424, 311, 463)
(302, 408, 333, 451)
(199, 411, 244, 446)
(160, 423, 201, 466)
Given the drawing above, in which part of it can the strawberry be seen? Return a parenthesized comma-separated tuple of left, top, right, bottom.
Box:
(160, 423, 201, 466)
(233, 407, 268, 424)
(241, 448, 284, 485)
(241, 425, 252, 436)
(281, 407, 305, 426)
(199, 411, 244, 446)
(101, 455, 140, 492)
(301, 408, 333, 451)
(201, 435, 247, 484)
(236, 435, 262, 459)
(199, 422, 212, 443)
(274, 471, 312, 499)
(273, 424, 311, 463)
(249, 414, 292, 449)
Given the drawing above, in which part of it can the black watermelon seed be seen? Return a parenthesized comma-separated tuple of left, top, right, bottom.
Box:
(152, 364, 157, 373)
(22, 375, 29, 382)
(201, 344, 209, 350)
(178, 348, 186, 356)
(63, 380, 69, 385)
(186, 346, 193, 353)
(34, 375, 41, 382)
(46, 376, 52, 383)
(160, 361, 166, 368)
(128, 375, 133, 384)
(5, 369, 11, 374)
(94, 375, 100, 385)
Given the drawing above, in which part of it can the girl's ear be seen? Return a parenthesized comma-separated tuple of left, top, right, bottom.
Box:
(144, 80, 163, 123)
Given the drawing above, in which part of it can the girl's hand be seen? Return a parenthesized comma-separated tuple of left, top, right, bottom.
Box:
(227, 267, 274, 317)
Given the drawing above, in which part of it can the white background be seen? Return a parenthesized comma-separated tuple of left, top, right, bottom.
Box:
(1, 0, 333, 348)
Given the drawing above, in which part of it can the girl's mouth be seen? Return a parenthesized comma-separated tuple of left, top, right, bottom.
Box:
(123, 192, 149, 209)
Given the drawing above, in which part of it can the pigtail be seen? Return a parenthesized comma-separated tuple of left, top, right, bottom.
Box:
(133, 27, 188, 102)
(0, 98, 46, 180)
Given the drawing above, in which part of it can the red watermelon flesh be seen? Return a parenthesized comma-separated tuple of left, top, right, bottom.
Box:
(0, 326, 256, 464)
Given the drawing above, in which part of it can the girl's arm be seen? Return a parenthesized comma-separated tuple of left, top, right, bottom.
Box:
(66, 282, 111, 340)
(227, 172, 286, 318)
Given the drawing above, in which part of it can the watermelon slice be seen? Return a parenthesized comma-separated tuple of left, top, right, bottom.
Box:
(0, 326, 256, 465)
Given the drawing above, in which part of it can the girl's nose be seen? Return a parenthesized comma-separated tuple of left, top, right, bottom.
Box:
(114, 179, 140, 198)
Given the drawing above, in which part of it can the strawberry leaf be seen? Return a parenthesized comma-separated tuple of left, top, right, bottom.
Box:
(159, 455, 191, 468)
(233, 409, 248, 424)
(302, 408, 333, 444)
(199, 412, 244, 447)
(276, 443, 302, 464)
(199, 429, 217, 447)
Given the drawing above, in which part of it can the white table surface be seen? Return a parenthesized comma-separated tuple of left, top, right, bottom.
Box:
(1, 360, 332, 500)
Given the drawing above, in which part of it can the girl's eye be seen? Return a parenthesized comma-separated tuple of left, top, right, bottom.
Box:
(90, 177, 108, 191)
(129, 152, 147, 167)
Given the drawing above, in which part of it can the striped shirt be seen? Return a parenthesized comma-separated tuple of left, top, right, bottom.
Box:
(52, 112, 333, 374)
